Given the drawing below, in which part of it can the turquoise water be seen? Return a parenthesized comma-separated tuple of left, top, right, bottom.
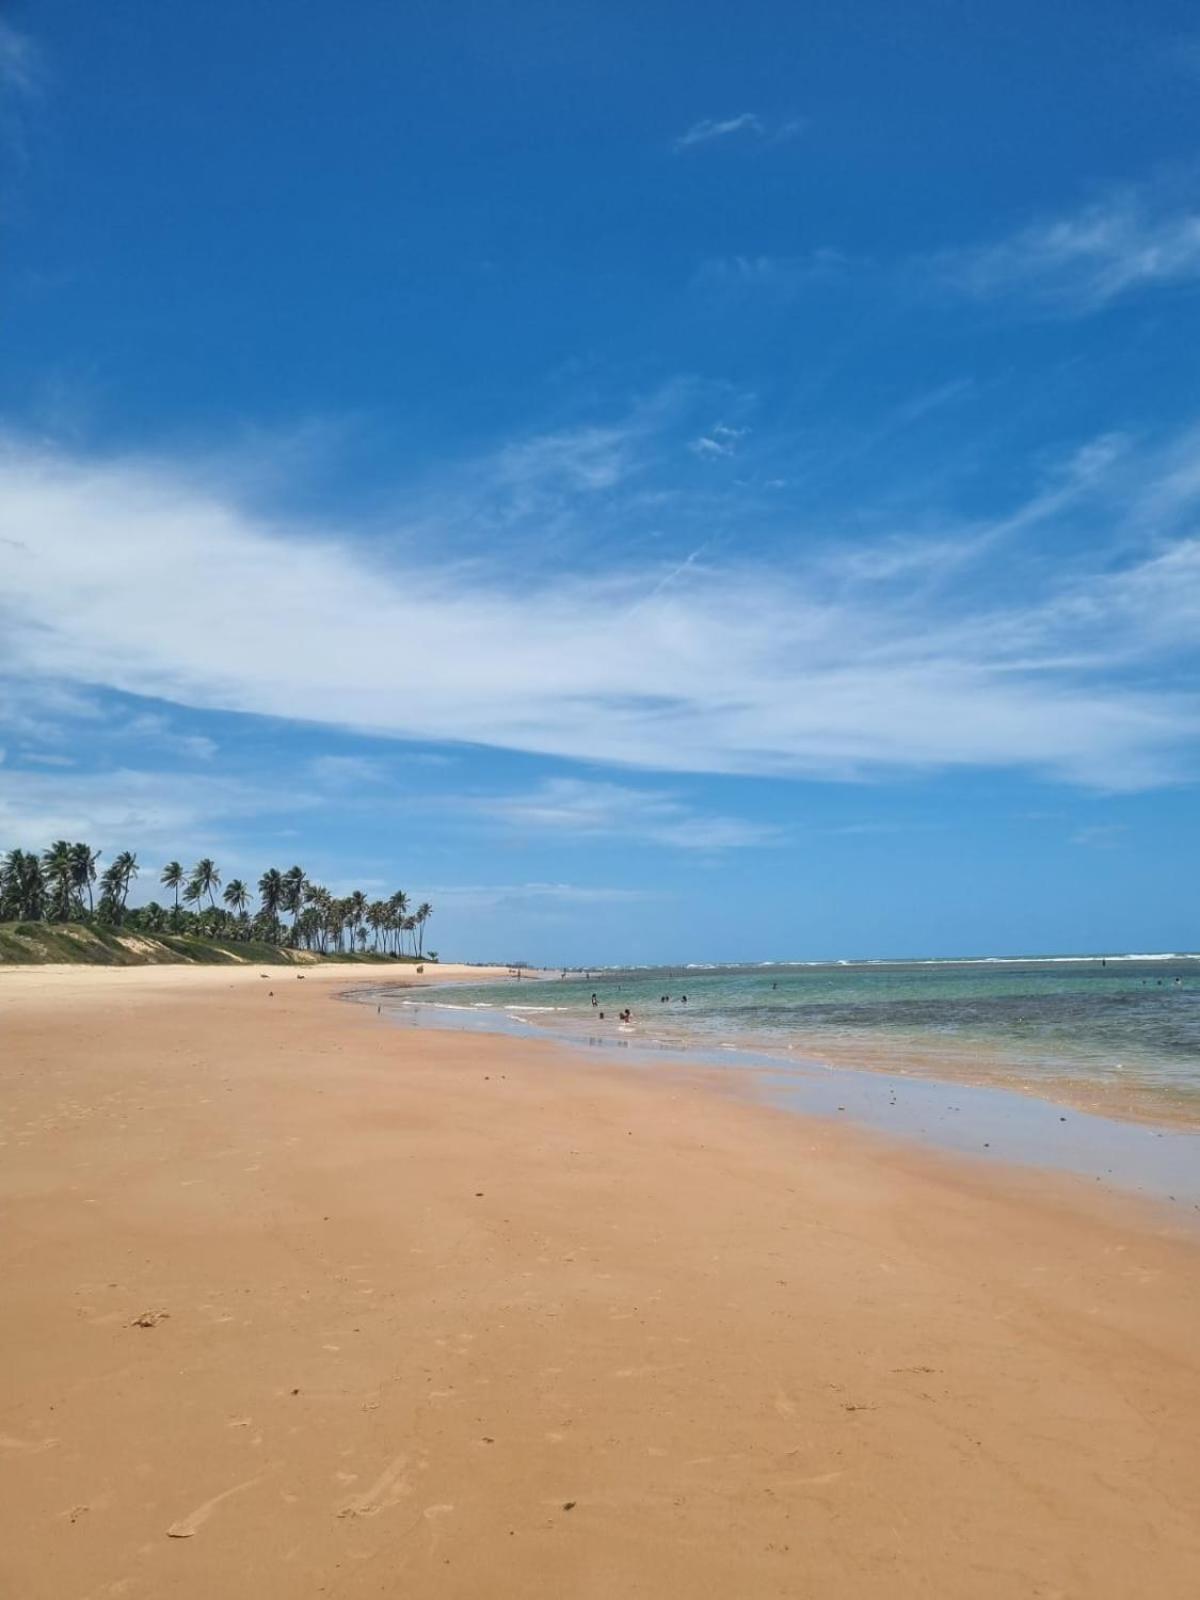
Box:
(389, 956, 1200, 1118)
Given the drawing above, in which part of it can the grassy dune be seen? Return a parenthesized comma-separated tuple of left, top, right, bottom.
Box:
(0, 923, 424, 967)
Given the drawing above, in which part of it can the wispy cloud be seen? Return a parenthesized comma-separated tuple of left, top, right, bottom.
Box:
(1, 423, 1199, 793)
(494, 422, 636, 495)
(0, 19, 37, 98)
(688, 423, 748, 460)
(463, 778, 779, 850)
(308, 754, 386, 786)
(674, 112, 763, 150)
(429, 881, 658, 910)
(932, 187, 1200, 313)
(0, 18, 41, 169)
(126, 712, 218, 762)
(691, 250, 850, 300)
(1071, 823, 1127, 849)
(0, 765, 311, 854)
(673, 112, 802, 152)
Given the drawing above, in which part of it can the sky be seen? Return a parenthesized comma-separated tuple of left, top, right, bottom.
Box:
(1, 0, 1199, 964)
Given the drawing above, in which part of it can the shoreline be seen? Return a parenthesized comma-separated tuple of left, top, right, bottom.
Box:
(2, 966, 1198, 1596)
(370, 973, 1200, 1132)
(353, 985, 1200, 1212)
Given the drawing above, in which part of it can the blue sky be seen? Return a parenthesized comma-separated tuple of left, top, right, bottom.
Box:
(1, 0, 1199, 963)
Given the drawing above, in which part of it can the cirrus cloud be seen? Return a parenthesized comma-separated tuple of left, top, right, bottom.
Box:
(0, 428, 1198, 793)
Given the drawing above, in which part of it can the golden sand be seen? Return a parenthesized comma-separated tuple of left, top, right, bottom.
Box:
(1, 965, 1197, 1597)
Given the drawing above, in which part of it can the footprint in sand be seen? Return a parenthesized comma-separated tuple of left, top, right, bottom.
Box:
(0, 1434, 59, 1454)
(336, 1454, 411, 1518)
(166, 1473, 262, 1538)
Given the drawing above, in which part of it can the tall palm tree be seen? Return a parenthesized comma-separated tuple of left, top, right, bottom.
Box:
(41, 840, 76, 921)
(282, 865, 307, 930)
(111, 852, 138, 913)
(1, 849, 45, 921)
(303, 883, 332, 953)
(223, 878, 249, 914)
(348, 889, 367, 950)
(258, 866, 283, 921)
(160, 860, 184, 913)
(415, 902, 432, 957)
(388, 890, 409, 956)
(70, 842, 100, 917)
(99, 859, 126, 920)
(366, 899, 387, 952)
(190, 857, 221, 910)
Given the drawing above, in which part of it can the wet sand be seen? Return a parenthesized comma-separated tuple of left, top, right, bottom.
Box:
(2, 966, 1198, 1597)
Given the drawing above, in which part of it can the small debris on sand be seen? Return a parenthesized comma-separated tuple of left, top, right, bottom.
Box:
(130, 1310, 169, 1328)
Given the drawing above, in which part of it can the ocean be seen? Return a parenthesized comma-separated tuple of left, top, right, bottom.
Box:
(370, 956, 1200, 1125)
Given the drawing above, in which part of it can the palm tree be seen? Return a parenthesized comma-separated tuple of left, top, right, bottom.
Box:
(223, 879, 249, 915)
(388, 890, 409, 956)
(42, 840, 76, 921)
(1, 849, 45, 921)
(113, 852, 138, 911)
(3, 836, 436, 966)
(190, 858, 221, 910)
(70, 843, 100, 917)
(348, 889, 367, 950)
(99, 851, 139, 921)
(307, 885, 333, 953)
(160, 860, 184, 913)
(258, 866, 283, 921)
(282, 865, 307, 932)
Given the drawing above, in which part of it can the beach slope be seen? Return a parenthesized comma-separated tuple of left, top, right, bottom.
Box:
(1, 966, 1197, 1598)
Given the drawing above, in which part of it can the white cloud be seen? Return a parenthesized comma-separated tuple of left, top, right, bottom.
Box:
(0, 765, 311, 854)
(494, 422, 635, 495)
(463, 778, 779, 849)
(308, 754, 385, 785)
(126, 712, 218, 761)
(688, 423, 748, 460)
(0, 19, 41, 170)
(692, 250, 850, 298)
(674, 112, 764, 150)
(1071, 823, 1127, 849)
(430, 881, 657, 909)
(934, 189, 1200, 313)
(0, 20, 36, 98)
(0, 432, 1198, 792)
(673, 112, 802, 152)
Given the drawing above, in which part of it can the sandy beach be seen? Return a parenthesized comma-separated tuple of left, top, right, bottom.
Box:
(2, 966, 1198, 1598)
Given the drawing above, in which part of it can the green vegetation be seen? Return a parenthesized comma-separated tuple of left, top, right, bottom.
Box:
(0, 841, 436, 966)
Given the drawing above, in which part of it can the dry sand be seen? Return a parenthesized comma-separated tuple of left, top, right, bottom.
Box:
(1, 965, 1198, 1598)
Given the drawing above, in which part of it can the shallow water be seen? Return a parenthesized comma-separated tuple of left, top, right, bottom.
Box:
(346, 987, 1200, 1211)
(392, 957, 1200, 1122)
